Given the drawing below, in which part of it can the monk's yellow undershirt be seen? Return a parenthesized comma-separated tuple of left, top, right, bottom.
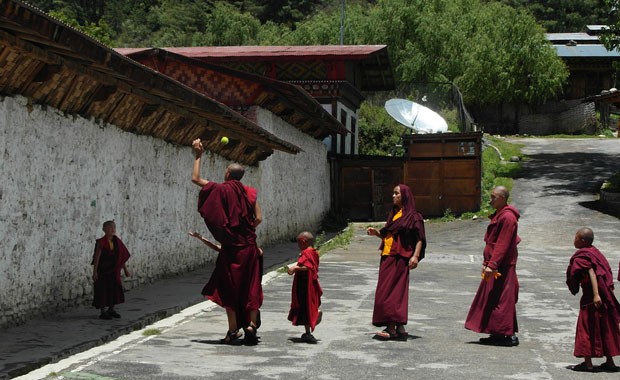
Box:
(108, 238, 114, 251)
(381, 209, 402, 256)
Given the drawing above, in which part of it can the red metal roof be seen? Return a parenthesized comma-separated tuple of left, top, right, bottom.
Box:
(117, 45, 395, 91)
(119, 45, 388, 62)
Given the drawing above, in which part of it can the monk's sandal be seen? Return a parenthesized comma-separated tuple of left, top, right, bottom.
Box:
(221, 329, 242, 344)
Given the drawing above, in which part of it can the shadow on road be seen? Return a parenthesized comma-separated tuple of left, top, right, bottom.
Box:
(579, 200, 620, 219)
(514, 152, 618, 196)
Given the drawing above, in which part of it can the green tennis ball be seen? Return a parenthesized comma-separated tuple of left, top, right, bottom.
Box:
(220, 136, 229, 145)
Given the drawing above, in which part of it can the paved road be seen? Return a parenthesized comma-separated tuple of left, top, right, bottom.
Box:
(18, 137, 620, 380)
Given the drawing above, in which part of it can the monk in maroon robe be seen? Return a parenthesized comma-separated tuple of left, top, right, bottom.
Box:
(287, 231, 323, 344)
(566, 227, 620, 372)
(92, 220, 131, 320)
(367, 184, 426, 340)
(465, 186, 520, 346)
(191, 139, 263, 345)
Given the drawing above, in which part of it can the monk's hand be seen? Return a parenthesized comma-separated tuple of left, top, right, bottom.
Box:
(188, 231, 202, 240)
(366, 227, 379, 237)
(92, 273, 98, 282)
(258, 247, 264, 257)
(192, 139, 204, 156)
(287, 266, 295, 275)
(409, 256, 419, 269)
(481, 266, 499, 281)
(593, 294, 602, 308)
(124, 269, 131, 277)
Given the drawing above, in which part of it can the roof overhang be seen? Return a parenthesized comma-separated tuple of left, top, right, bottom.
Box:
(119, 48, 348, 139)
(0, 0, 301, 165)
(584, 89, 620, 106)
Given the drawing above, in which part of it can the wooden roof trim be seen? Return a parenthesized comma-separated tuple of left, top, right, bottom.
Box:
(1, 0, 303, 165)
(0, 27, 299, 155)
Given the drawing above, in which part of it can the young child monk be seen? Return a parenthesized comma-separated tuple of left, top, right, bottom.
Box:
(566, 227, 620, 372)
(287, 231, 323, 344)
(92, 220, 131, 320)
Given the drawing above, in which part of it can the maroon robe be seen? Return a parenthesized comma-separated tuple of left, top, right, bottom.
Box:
(566, 246, 620, 358)
(198, 180, 262, 328)
(372, 184, 426, 327)
(288, 247, 323, 331)
(92, 235, 130, 309)
(465, 205, 520, 336)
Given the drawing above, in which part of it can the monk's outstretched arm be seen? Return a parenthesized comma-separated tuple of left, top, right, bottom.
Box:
(191, 138, 209, 187)
(188, 231, 221, 252)
(366, 227, 383, 239)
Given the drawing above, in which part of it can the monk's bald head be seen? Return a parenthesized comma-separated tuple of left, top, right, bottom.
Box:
(490, 186, 509, 210)
(576, 227, 594, 245)
(226, 163, 245, 181)
(296, 231, 315, 248)
(494, 186, 509, 200)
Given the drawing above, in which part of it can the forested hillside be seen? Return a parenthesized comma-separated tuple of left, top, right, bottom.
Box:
(21, 1, 572, 112)
(25, 0, 613, 47)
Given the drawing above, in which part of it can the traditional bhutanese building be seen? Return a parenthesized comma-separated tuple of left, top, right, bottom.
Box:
(118, 45, 395, 155)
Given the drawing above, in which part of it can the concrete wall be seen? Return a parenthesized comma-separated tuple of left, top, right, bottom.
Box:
(0, 96, 330, 328)
(519, 100, 597, 135)
(471, 100, 597, 135)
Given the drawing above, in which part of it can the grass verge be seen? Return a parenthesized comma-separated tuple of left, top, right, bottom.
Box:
(142, 328, 162, 336)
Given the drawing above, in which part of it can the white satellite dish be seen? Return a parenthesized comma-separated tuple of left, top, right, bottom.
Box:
(385, 98, 448, 134)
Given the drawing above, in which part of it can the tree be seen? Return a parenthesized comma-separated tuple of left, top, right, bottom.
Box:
(194, 2, 283, 46)
(358, 102, 405, 156)
(601, 0, 620, 51)
(283, 0, 568, 105)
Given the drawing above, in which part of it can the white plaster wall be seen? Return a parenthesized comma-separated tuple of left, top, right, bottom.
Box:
(253, 107, 330, 244)
(0, 96, 329, 327)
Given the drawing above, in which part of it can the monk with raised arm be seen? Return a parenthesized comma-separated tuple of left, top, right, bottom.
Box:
(191, 138, 263, 345)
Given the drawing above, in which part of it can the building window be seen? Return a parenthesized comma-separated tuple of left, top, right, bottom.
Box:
(340, 108, 347, 154)
(350, 117, 357, 155)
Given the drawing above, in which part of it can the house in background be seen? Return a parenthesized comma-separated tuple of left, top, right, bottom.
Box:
(113, 47, 347, 142)
(119, 45, 395, 156)
(547, 25, 620, 100)
(546, 25, 620, 131)
(471, 25, 620, 135)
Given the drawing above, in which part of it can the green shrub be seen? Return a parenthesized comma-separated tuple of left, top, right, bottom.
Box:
(601, 172, 620, 192)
